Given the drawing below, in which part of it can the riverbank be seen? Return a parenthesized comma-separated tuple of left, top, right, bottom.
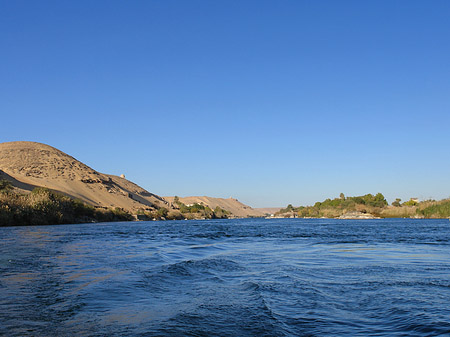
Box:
(275, 193, 450, 220)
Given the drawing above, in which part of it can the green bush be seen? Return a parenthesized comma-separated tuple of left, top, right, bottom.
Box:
(392, 198, 402, 207)
(403, 199, 418, 207)
(276, 192, 389, 218)
(418, 200, 450, 218)
(0, 186, 133, 226)
(157, 207, 169, 218)
(213, 206, 230, 219)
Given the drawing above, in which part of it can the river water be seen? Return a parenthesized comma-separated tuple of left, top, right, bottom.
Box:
(1, 218, 450, 336)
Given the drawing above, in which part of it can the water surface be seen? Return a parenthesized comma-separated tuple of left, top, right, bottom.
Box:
(1, 218, 450, 336)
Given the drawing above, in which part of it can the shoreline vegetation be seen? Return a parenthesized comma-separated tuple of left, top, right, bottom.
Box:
(0, 180, 133, 226)
(0, 180, 232, 226)
(273, 193, 450, 220)
(133, 195, 232, 222)
(2, 178, 449, 226)
(0, 141, 264, 225)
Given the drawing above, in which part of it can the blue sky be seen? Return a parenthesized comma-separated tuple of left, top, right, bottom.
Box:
(1, 1, 450, 207)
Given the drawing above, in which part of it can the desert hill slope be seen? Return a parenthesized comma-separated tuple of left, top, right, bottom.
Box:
(255, 208, 282, 215)
(0, 142, 262, 218)
(0, 141, 166, 212)
(164, 196, 264, 218)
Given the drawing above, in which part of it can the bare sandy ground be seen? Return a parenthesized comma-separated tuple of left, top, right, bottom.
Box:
(164, 196, 264, 218)
(0, 141, 166, 212)
(0, 141, 261, 217)
(255, 207, 283, 215)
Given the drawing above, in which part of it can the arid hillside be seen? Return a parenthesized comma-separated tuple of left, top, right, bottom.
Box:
(0, 141, 262, 218)
(255, 208, 282, 216)
(0, 141, 166, 212)
(164, 196, 264, 218)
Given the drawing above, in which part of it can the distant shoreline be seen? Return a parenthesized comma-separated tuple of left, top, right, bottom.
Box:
(2, 216, 450, 228)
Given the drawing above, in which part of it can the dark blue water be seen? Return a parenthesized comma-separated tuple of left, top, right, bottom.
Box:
(1, 218, 450, 336)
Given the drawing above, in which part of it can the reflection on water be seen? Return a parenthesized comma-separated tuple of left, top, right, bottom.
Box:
(1, 218, 450, 336)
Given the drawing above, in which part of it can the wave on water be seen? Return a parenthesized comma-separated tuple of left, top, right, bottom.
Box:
(1, 218, 450, 336)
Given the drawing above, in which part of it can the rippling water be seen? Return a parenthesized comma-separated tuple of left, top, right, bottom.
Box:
(1, 218, 450, 336)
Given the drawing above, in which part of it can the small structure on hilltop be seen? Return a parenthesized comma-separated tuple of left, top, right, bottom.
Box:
(120, 174, 125, 179)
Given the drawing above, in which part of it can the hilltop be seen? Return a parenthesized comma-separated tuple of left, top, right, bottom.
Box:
(0, 141, 166, 213)
(0, 141, 261, 224)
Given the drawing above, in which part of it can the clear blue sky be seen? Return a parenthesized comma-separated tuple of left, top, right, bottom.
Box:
(1, 1, 450, 207)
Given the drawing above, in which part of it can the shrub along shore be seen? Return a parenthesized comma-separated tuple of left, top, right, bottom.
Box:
(2, 181, 449, 226)
(0, 180, 133, 226)
(275, 193, 450, 219)
(0, 180, 232, 226)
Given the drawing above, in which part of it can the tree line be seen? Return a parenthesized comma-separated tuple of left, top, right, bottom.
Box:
(276, 193, 450, 219)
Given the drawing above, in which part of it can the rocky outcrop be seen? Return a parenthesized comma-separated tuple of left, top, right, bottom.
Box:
(338, 211, 380, 219)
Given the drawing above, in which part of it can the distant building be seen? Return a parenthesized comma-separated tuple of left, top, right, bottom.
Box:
(120, 174, 125, 178)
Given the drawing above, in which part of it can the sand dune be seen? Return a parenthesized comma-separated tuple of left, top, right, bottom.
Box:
(164, 196, 264, 218)
(0, 141, 166, 212)
(0, 141, 261, 218)
(255, 207, 282, 215)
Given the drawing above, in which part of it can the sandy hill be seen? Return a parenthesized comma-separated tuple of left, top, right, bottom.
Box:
(255, 207, 282, 215)
(0, 141, 167, 212)
(164, 196, 264, 218)
(0, 141, 261, 218)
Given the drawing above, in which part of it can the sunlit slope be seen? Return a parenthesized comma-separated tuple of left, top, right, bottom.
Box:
(165, 196, 264, 218)
(0, 141, 166, 212)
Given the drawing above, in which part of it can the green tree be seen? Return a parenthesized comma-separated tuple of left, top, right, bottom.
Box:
(157, 207, 169, 218)
(374, 193, 388, 207)
(213, 206, 230, 219)
(403, 198, 418, 206)
(173, 196, 181, 206)
(392, 198, 401, 207)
